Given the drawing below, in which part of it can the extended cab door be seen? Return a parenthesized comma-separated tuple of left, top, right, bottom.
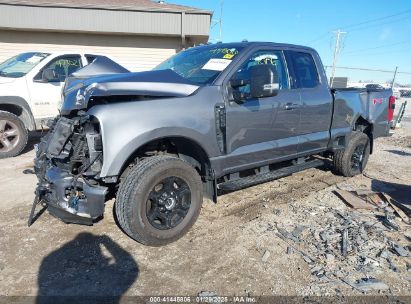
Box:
(285, 50, 333, 154)
(27, 55, 83, 119)
(223, 49, 301, 172)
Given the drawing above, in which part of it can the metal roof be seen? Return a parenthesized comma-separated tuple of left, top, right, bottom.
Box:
(0, 0, 212, 44)
(0, 0, 212, 14)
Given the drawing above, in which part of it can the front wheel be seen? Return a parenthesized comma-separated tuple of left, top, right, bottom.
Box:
(115, 155, 203, 246)
(0, 111, 28, 159)
(333, 131, 370, 177)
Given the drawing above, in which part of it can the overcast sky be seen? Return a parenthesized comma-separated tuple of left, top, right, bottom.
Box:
(175, 0, 411, 84)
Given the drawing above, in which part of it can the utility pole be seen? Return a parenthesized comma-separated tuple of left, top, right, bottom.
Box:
(218, 0, 224, 42)
(209, 0, 224, 43)
(391, 66, 398, 89)
(330, 29, 346, 88)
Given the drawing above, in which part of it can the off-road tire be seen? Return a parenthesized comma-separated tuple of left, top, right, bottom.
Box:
(115, 155, 203, 246)
(0, 111, 28, 159)
(333, 131, 370, 177)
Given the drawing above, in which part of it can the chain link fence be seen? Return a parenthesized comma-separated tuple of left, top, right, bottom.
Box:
(324, 65, 411, 99)
(395, 71, 411, 98)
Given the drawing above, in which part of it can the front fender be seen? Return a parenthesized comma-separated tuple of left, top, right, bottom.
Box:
(104, 127, 214, 177)
(87, 91, 220, 177)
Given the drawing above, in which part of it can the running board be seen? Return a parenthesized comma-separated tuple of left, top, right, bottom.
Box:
(217, 159, 325, 191)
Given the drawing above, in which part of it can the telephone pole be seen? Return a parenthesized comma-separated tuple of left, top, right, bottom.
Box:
(209, 0, 224, 43)
(218, 0, 224, 42)
(330, 29, 346, 88)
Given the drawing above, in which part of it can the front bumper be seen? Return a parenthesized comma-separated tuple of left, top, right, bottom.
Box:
(37, 166, 107, 225)
(34, 117, 107, 225)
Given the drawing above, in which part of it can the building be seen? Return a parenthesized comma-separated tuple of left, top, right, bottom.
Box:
(0, 0, 212, 71)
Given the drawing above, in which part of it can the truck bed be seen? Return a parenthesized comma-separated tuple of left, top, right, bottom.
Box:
(332, 88, 393, 139)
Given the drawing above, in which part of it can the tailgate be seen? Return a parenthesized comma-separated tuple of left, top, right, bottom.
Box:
(365, 89, 392, 138)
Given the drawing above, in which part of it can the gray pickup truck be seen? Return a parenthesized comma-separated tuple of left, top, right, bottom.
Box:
(32, 42, 394, 246)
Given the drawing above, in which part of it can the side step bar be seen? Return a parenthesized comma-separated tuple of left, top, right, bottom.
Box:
(217, 159, 325, 191)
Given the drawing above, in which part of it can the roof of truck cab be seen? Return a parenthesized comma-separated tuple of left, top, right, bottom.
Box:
(196, 42, 317, 52)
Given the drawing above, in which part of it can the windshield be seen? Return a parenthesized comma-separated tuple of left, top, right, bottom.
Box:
(0, 52, 50, 78)
(154, 45, 244, 84)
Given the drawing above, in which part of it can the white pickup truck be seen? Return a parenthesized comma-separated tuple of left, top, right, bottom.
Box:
(0, 52, 118, 158)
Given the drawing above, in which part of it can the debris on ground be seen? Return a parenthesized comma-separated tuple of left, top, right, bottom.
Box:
(270, 186, 411, 293)
(352, 278, 390, 292)
(392, 244, 409, 257)
(381, 211, 401, 231)
(334, 189, 375, 210)
(381, 193, 411, 225)
(335, 189, 410, 226)
(261, 250, 271, 263)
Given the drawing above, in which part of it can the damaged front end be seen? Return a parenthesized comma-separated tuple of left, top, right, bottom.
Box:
(32, 115, 108, 225)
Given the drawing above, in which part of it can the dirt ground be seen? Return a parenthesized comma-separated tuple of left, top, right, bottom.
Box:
(0, 100, 410, 301)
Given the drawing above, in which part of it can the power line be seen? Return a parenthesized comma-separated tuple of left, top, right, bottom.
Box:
(306, 9, 411, 45)
(347, 14, 411, 33)
(324, 65, 411, 75)
(343, 40, 411, 54)
(336, 9, 411, 31)
(306, 32, 330, 44)
(343, 47, 411, 57)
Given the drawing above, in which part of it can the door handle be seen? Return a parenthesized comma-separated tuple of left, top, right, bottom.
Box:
(284, 103, 300, 110)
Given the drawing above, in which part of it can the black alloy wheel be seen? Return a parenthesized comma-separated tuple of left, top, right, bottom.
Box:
(146, 176, 191, 230)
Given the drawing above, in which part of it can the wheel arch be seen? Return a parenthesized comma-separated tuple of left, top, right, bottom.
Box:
(353, 116, 374, 154)
(0, 97, 36, 131)
(120, 135, 212, 178)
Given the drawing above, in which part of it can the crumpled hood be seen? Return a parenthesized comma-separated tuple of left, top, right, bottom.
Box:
(60, 58, 200, 114)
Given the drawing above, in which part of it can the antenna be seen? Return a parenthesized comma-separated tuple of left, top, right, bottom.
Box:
(330, 29, 346, 88)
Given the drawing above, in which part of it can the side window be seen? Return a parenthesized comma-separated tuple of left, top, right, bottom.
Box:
(233, 50, 289, 95)
(85, 55, 98, 64)
(289, 52, 319, 89)
(35, 55, 82, 82)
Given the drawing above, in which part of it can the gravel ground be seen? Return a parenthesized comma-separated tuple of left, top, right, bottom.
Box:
(0, 100, 410, 300)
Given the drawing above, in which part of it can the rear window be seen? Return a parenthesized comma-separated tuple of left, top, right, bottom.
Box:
(290, 52, 319, 89)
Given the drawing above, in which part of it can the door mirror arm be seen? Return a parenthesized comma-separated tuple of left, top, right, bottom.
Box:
(232, 90, 247, 103)
(229, 78, 248, 104)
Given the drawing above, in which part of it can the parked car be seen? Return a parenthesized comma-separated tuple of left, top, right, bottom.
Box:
(364, 84, 401, 100)
(0, 52, 127, 158)
(365, 84, 385, 90)
(392, 88, 401, 99)
(33, 42, 394, 246)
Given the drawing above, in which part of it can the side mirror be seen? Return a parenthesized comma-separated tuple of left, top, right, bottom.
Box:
(249, 65, 279, 98)
(41, 68, 58, 82)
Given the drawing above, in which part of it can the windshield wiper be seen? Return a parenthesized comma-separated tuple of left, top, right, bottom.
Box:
(0, 71, 9, 77)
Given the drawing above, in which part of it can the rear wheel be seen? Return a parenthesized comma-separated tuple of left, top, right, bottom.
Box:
(115, 155, 203, 246)
(0, 111, 28, 159)
(333, 131, 370, 177)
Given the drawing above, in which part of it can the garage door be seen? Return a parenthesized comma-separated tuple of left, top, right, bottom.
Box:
(0, 30, 180, 72)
